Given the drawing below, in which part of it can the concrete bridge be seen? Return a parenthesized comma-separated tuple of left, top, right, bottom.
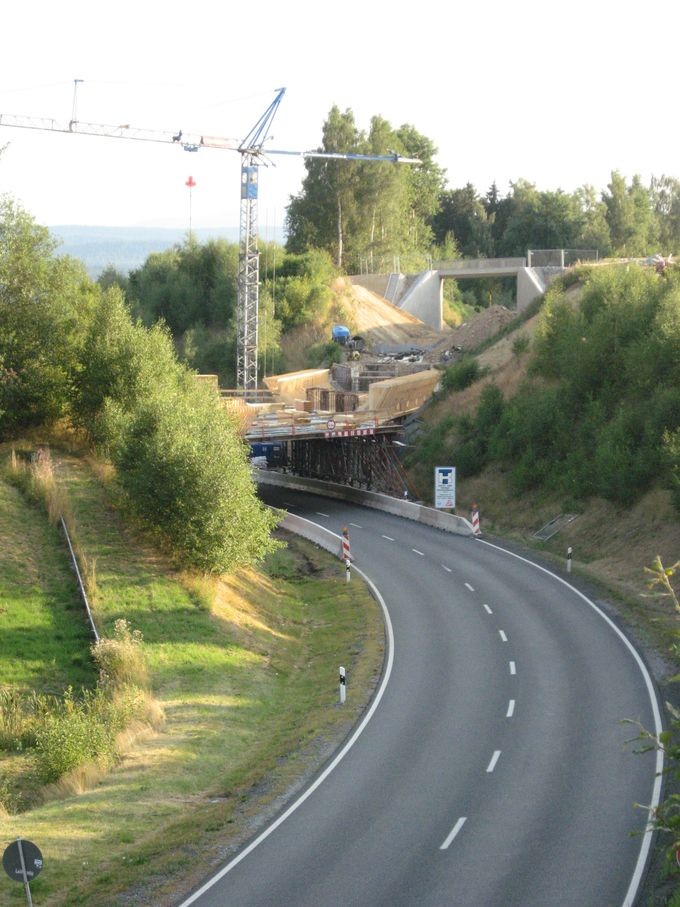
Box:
(351, 250, 593, 331)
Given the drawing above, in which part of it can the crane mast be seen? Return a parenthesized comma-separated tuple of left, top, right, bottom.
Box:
(0, 85, 420, 397)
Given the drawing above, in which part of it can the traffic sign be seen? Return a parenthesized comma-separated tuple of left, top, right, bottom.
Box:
(434, 466, 456, 509)
(3, 838, 43, 882)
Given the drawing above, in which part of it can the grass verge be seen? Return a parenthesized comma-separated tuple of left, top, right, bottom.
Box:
(0, 448, 384, 905)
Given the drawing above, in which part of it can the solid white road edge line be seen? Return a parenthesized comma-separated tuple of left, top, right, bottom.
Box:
(440, 816, 467, 850)
(177, 561, 394, 906)
(477, 537, 664, 907)
(486, 750, 501, 773)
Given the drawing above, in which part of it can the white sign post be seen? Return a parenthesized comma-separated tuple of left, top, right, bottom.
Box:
(434, 467, 456, 509)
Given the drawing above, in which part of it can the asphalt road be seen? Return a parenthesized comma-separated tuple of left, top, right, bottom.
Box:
(179, 489, 663, 907)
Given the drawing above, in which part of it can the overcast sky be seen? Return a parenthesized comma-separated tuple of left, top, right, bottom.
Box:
(1, 0, 678, 232)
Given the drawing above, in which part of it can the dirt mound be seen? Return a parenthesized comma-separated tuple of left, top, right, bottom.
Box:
(449, 305, 516, 350)
(335, 279, 452, 349)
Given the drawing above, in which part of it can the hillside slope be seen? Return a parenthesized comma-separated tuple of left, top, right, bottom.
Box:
(410, 283, 680, 663)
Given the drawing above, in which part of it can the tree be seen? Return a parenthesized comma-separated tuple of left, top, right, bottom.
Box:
(650, 175, 680, 253)
(286, 106, 363, 270)
(433, 184, 493, 258)
(0, 196, 98, 437)
(72, 287, 182, 449)
(286, 109, 442, 273)
(114, 377, 280, 573)
(602, 171, 659, 256)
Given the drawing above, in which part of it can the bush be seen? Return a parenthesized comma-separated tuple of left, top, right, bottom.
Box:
(92, 619, 147, 690)
(34, 684, 148, 783)
(512, 334, 530, 356)
(441, 357, 484, 392)
(114, 379, 280, 573)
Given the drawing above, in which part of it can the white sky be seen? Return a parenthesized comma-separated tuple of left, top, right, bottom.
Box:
(1, 0, 678, 232)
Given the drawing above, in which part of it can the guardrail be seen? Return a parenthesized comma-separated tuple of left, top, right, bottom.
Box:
(59, 516, 99, 643)
(256, 471, 473, 537)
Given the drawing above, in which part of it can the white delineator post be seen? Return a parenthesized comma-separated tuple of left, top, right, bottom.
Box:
(345, 557, 351, 583)
(567, 546, 573, 573)
(339, 666, 346, 704)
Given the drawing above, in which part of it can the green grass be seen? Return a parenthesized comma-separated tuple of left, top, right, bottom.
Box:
(0, 450, 384, 905)
(0, 475, 95, 693)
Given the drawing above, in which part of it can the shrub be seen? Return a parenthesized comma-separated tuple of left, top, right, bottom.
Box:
(34, 684, 148, 783)
(441, 357, 484, 392)
(512, 334, 530, 356)
(92, 619, 147, 690)
(34, 687, 115, 782)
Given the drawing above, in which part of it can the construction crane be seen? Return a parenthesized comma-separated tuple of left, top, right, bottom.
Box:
(0, 83, 420, 396)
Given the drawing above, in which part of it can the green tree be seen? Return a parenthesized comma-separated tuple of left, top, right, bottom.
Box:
(602, 171, 659, 256)
(114, 378, 280, 572)
(650, 175, 680, 253)
(72, 287, 182, 449)
(0, 196, 98, 437)
(286, 109, 441, 273)
(433, 184, 494, 258)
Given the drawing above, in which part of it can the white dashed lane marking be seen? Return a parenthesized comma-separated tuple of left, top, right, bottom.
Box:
(440, 817, 467, 850)
(486, 750, 501, 773)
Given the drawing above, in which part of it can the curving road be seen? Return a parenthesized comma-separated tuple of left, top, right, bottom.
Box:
(180, 488, 663, 907)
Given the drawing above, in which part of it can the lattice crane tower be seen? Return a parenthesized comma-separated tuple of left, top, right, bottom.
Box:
(0, 83, 420, 396)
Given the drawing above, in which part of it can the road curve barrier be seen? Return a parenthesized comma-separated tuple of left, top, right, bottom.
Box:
(256, 471, 474, 537)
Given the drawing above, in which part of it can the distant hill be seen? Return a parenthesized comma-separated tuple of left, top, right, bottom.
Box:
(49, 225, 245, 279)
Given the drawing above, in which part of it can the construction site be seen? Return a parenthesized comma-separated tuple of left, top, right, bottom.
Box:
(215, 277, 519, 497)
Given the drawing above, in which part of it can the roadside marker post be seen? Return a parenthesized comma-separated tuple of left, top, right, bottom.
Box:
(339, 666, 346, 704)
(567, 546, 573, 573)
(341, 527, 352, 581)
(471, 504, 481, 537)
(340, 527, 351, 561)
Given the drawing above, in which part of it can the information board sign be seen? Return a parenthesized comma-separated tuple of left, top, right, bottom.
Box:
(434, 466, 456, 509)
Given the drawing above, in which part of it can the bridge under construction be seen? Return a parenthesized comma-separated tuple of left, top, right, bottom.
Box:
(215, 359, 442, 497)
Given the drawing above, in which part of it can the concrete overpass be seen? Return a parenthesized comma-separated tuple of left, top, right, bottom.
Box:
(351, 254, 567, 331)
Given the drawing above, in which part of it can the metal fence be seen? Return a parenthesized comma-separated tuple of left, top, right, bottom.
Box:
(527, 249, 599, 268)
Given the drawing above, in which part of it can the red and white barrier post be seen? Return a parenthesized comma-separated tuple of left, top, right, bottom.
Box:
(471, 504, 481, 537)
(340, 527, 352, 581)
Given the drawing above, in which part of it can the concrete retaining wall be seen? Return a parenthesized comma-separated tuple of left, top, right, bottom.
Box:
(396, 271, 443, 330)
(257, 471, 473, 537)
